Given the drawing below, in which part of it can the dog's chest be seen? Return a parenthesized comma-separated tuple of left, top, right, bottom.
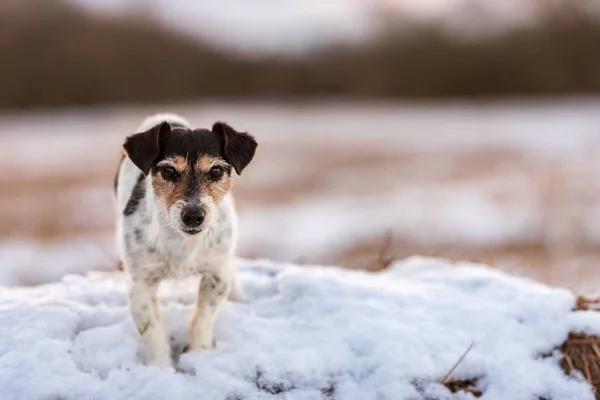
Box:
(150, 221, 233, 278)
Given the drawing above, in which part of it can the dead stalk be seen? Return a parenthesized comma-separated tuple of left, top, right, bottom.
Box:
(441, 342, 475, 385)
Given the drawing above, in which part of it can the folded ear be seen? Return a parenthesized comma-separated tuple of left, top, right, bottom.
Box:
(122, 121, 171, 174)
(212, 121, 258, 175)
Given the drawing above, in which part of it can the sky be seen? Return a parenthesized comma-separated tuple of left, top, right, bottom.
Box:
(70, 0, 548, 55)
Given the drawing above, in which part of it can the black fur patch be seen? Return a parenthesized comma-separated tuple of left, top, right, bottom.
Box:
(134, 228, 143, 242)
(116, 121, 188, 191)
(124, 233, 131, 251)
(186, 163, 199, 198)
(212, 122, 258, 175)
(123, 173, 146, 216)
(151, 128, 223, 175)
(120, 121, 256, 193)
(148, 125, 255, 179)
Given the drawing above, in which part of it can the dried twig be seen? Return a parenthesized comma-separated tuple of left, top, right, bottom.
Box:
(441, 342, 476, 384)
(366, 230, 395, 271)
(592, 344, 600, 359)
(583, 351, 592, 382)
(292, 256, 308, 265)
(564, 354, 575, 371)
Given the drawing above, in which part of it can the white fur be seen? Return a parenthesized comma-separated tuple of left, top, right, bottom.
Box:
(116, 113, 243, 367)
(138, 113, 191, 132)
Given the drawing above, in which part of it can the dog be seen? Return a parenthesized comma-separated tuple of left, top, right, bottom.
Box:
(114, 113, 257, 367)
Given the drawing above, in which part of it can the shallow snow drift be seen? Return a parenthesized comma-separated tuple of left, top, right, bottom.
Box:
(0, 257, 598, 400)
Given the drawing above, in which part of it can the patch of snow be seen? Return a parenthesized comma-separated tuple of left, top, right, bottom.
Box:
(0, 237, 115, 286)
(0, 257, 597, 399)
(238, 184, 541, 261)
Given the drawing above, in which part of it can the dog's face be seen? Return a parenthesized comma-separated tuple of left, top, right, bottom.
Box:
(123, 121, 257, 236)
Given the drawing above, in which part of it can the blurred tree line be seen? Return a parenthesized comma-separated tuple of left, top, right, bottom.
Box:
(1, 0, 599, 109)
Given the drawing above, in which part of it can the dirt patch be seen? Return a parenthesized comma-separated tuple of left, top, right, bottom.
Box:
(443, 378, 482, 397)
(326, 233, 600, 292)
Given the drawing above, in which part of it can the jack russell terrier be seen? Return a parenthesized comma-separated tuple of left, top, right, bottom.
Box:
(114, 113, 257, 366)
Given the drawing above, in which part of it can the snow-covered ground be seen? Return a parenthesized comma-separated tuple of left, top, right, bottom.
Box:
(0, 257, 598, 399)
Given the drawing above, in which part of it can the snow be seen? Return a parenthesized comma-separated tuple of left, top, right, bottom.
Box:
(238, 184, 542, 260)
(0, 257, 598, 399)
(0, 237, 115, 286)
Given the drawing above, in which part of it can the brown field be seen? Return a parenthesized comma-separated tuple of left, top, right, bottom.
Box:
(2, 100, 600, 291)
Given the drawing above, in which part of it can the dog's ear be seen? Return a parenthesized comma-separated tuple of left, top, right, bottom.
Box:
(212, 121, 257, 175)
(123, 122, 170, 175)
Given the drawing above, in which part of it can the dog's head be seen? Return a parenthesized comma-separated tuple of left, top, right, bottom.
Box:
(123, 121, 257, 236)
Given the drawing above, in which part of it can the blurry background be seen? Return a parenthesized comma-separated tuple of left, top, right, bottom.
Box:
(1, 0, 600, 293)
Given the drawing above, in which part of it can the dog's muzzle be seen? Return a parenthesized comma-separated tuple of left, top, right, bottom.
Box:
(181, 206, 205, 234)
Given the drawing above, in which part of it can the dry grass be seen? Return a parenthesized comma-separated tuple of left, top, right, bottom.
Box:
(561, 332, 600, 398)
(363, 231, 395, 271)
(559, 297, 600, 399)
(333, 234, 600, 293)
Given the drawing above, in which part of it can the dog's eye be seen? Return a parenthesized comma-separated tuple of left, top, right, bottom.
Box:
(161, 166, 178, 181)
(209, 166, 224, 180)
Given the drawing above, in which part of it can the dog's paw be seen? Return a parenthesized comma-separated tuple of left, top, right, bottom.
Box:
(144, 355, 173, 367)
(188, 342, 213, 351)
(227, 287, 246, 303)
(141, 348, 173, 367)
(187, 336, 216, 351)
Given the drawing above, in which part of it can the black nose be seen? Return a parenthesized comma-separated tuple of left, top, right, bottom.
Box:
(181, 207, 205, 228)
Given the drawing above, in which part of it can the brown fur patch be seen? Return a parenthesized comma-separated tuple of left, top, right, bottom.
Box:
(170, 155, 189, 171)
(196, 155, 220, 173)
(196, 155, 232, 205)
(152, 156, 189, 210)
(152, 155, 232, 211)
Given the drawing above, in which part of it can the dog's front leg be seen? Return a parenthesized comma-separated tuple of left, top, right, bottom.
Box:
(189, 272, 229, 350)
(129, 280, 171, 366)
(227, 269, 246, 303)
